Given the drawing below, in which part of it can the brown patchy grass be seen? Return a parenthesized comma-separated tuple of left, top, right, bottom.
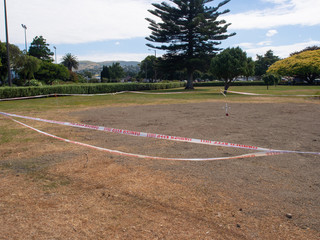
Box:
(1, 150, 318, 240)
(0, 93, 320, 239)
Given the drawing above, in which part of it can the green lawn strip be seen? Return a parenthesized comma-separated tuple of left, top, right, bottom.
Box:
(0, 86, 318, 114)
(228, 85, 320, 95)
(0, 87, 220, 112)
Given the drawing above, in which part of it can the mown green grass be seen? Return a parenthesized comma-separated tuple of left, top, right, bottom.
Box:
(0, 86, 319, 113)
(229, 85, 320, 95)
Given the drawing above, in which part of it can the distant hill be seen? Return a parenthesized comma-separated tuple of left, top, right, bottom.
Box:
(77, 60, 140, 72)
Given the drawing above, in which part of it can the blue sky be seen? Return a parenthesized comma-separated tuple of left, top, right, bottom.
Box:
(1, 0, 319, 62)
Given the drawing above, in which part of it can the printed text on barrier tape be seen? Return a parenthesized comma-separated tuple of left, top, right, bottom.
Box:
(1, 112, 319, 156)
(0, 112, 270, 152)
(7, 116, 283, 161)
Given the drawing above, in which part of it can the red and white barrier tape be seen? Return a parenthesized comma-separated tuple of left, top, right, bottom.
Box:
(5, 116, 283, 161)
(1, 112, 319, 159)
(0, 112, 271, 152)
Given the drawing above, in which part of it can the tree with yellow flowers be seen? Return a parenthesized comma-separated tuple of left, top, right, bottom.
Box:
(267, 49, 320, 84)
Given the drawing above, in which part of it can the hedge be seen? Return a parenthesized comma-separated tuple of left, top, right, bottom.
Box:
(0, 82, 185, 99)
(193, 81, 265, 87)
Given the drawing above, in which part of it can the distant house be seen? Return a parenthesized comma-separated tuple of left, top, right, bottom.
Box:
(234, 76, 257, 81)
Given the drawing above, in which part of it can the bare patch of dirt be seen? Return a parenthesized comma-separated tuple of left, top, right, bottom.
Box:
(1, 101, 320, 239)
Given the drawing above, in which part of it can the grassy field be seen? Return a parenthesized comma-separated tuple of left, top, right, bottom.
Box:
(0, 85, 319, 149)
(0, 85, 319, 239)
(0, 85, 319, 113)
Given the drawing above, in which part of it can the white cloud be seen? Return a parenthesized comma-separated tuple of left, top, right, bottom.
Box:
(238, 42, 256, 48)
(226, 0, 320, 29)
(257, 41, 272, 46)
(240, 40, 320, 59)
(1, 0, 319, 62)
(73, 52, 150, 62)
(261, 0, 291, 6)
(0, 0, 157, 45)
(266, 30, 278, 37)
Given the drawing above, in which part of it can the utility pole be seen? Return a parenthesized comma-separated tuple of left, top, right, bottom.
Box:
(53, 46, 57, 64)
(4, 0, 12, 86)
(21, 24, 27, 52)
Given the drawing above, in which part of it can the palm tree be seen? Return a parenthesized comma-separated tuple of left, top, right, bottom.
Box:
(61, 53, 79, 71)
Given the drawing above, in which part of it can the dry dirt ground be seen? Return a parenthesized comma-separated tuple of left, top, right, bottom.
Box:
(0, 99, 320, 239)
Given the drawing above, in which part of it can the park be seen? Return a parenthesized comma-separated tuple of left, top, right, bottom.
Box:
(0, 86, 319, 239)
(0, 0, 320, 239)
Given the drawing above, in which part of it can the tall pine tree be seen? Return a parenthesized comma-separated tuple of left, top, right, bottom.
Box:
(29, 36, 54, 62)
(101, 65, 110, 81)
(146, 0, 235, 89)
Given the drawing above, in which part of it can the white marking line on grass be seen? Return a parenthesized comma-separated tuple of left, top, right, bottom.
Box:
(1, 112, 319, 158)
(227, 90, 319, 97)
(0, 91, 189, 101)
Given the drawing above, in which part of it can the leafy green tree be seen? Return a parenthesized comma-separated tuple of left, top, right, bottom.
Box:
(0, 43, 9, 84)
(16, 55, 41, 82)
(0, 42, 23, 84)
(123, 65, 140, 78)
(290, 45, 320, 56)
(210, 47, 250, 92)
(61, 53, 79, 72)
(76, 73, 89, 83)
(146, 0, 235, 89)
(101, 65, 110, 81)
(262, 73, 281, 90)
(244, 57, 255, 80)
(139, 55, 157, 82)
(255, 50, 280, 77)
(109, 62, 124, 82)
(81, 70, 93, 79)
(28, 36, 54, 61)
(268, 49, 320, 84)
(34, 61, 70, 84)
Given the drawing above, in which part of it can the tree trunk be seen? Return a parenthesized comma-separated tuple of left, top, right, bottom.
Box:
(224, 80, 230, 94)
(185, 69, 194, 90)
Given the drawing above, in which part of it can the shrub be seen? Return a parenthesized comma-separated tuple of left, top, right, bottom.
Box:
(0, 82, 185, 99)
(262, 74, 281, 89)
(51, 79, 66, 85)
(24, 79, 43, 86)
(34, 62, 70, 84)
(69, 71, 79, 82)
